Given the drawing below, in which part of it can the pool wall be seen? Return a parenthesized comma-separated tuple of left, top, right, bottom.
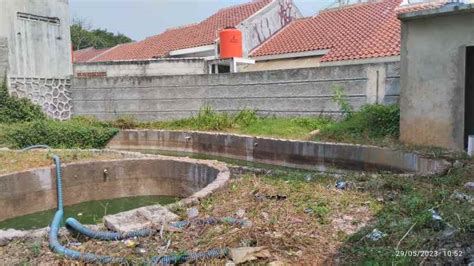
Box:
(107, 130, 451, 175)
(0, 152, 229, 222)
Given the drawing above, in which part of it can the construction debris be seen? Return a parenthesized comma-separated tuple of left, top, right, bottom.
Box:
(366, 229, 386, 241)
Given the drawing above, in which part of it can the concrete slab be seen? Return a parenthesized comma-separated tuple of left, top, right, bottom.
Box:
(103, 204, 179, 233)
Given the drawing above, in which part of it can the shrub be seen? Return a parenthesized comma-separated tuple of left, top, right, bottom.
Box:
(192, 106, 234, 130)
(0, 82, 46, 123)
(156, 106, 235, 131)
(71, 115, 111, 128)
(332, 85, 353, 119)
(233, 108, 259, 127)
(111, 115, 139, 129)
(319, 104, 400, 142)
(3, 120, 118, 149)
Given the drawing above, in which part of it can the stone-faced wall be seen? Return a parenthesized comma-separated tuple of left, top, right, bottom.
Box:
(71, 62, 400, 121)
(8, 77, 72, 119)
(399, 5, 474, 150)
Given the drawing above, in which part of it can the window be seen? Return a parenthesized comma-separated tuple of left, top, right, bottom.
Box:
(17, 12, 60, 25)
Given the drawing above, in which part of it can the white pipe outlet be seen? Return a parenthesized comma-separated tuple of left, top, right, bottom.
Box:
(468, 135, 474, 156)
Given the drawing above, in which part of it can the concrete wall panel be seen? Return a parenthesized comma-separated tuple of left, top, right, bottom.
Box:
(74, 59, 207, 78)
(72, 62, 400, 120)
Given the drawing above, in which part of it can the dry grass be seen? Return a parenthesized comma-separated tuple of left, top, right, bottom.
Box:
(2, 160, 472, 265)
(176, 174, 377, 264)
(0, 149, 122, 175)
(0, 172, 380, 265)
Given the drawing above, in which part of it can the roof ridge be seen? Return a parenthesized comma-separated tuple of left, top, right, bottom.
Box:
(165, 22, 199, 31)
(318, 0, 386, 15)
(89, 44, 124, 62)
(395, 0, 448, 13)
(250, 18, 305, 56)
(75, 47, 94, 52)
(217, 0, 271, 12)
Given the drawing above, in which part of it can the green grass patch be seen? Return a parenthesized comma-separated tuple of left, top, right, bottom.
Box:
(237, 116, 332, 139)
(102, 104, 399, 145)
(105, 106, 333, 140)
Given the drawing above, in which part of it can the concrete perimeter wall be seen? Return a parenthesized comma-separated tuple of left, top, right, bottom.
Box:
(71, 62, 400, 121)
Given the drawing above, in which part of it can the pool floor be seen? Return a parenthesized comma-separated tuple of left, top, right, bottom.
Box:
(0, 195, 180, 230)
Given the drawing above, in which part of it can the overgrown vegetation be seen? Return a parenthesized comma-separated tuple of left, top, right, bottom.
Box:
(332, 85, 353, 119)
(0, 82, 118, 148)
(3, 120, 118, 149)
(313, 86, 400, 145)
(0, 80, 46, 124)
(0, 81, 471, 264)
(338, 164, 473, 265)
(101, 96, 399, 144)
(105, 106, 333, 139)
(317, 104, 400, 144)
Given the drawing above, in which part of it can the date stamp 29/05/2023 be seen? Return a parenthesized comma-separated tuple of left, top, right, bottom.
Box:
(395, 250, 464, 257)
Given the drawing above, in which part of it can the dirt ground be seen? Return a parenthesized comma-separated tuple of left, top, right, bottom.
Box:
(0, 170, 378, 265)
(0, 149, 124, 174)
(1, 162, 473, 265)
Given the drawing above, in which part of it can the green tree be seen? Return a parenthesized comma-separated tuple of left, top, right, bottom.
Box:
(71, 18, 133, 50)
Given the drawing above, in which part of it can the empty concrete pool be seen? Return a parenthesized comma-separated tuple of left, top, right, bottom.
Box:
(0, 153, 230, 225)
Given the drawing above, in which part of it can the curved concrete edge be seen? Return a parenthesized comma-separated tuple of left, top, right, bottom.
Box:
(0, 149, 230, 222)
(107, 130, 451, 176)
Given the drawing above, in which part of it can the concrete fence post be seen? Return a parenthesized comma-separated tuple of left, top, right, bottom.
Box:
(366, 64, 386, 104)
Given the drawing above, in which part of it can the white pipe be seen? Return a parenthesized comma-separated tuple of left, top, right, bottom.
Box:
(468, 135, 474, 156)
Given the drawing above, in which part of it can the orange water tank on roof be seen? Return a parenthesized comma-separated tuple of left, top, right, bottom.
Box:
(219, 27, 243, 59)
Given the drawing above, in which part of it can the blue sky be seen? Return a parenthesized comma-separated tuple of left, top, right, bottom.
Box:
(69, 0, 335, 41)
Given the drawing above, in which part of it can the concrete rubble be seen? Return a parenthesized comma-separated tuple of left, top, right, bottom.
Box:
(104, 204, 179, 233)
(450, 190, 474, 204)
(0, 229, 28, 246)
(465, 182, 474, 190)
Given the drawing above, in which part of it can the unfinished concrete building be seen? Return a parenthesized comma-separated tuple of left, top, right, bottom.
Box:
(0, 0, 73, 119)
(399, 2, 474, 150)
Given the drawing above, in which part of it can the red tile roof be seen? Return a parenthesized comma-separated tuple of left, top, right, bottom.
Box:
(252, 0, 405, 62)
(73, 47, 111, 63)
(89, 0, 272, 62)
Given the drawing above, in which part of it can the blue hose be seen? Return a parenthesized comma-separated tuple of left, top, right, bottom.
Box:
(65, 217, 154, 240)
(23, 145, 232, 264)
(65, 216, 249, 241)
